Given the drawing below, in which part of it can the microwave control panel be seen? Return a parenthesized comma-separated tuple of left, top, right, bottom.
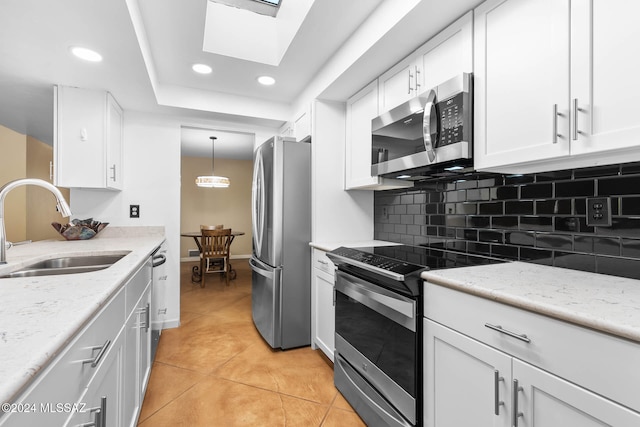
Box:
(437, 92, 465, 147)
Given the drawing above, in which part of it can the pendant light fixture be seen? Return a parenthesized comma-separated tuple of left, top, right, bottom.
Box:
(195, 136, 230, 188)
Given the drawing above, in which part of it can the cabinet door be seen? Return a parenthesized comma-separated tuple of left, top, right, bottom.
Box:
(570, 0, 640, 156)
(54, 85, 106, 188)
(424, 320, 511, 427)
(474, 0, 571, 170)
(513, 358, 640, 427)
(417, 11, 473, 91)
(123, 284, 152, 427)
(105, 93, 123, 190)
(138, 286, 152, 397)
(65, 332, 124, 427)
(345, 80, 380, 189)
(312, 268, 335, 362)
(123, 303, 140, 427)
(378, 55, 417, 113)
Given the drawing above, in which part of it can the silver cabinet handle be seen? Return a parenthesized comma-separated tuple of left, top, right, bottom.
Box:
(484, 323, 531, 343)
(145, 303, 150, 332)
(552, 104, 559, 143)
(82, 340, 111, 368)
(138, 303, 151, 332)
(408, 69, 413, 94)
(317, 259, 328, 265)
(109, 164, 116, 181)
(572, 98, 579, 141)
(414, 65, 421, 92)
(512, 379, 523, 427)
(494, 370, 504, 415)
(49, 161, 54, 181)
(80, 396, 106, 427)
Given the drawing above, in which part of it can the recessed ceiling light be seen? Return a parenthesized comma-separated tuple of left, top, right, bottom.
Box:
(70, 46, 102, 62)
(192, 63, 213, 74)
(257, 75, 275, 86)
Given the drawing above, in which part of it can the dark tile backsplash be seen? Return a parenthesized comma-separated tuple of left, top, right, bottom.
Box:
(374, 161, 640, 281)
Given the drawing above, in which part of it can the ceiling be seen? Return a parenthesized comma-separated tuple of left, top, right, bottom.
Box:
(0, 0, 480, 159)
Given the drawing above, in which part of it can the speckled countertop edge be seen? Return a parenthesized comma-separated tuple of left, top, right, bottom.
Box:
(0, 228, 165, 404)
(421, 261, 640, 343)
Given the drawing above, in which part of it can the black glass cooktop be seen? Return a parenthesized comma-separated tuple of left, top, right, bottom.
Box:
(330, 244, 505, 277)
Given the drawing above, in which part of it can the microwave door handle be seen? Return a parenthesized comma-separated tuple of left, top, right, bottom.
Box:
(422, 89, 438, 163)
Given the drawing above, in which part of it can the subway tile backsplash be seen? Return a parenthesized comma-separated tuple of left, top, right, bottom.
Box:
(374, 161, 640, 280)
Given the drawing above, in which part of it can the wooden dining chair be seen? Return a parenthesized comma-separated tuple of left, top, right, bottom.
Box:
(200, 224, 224, 231)
(199, 228, 233, 288)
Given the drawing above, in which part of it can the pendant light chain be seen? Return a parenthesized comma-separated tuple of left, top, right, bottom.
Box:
(211, 136, 216, 175)
(195, 135, 230, 188)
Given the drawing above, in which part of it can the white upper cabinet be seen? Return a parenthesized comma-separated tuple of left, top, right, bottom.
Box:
(417, 11, 473, 94)
(54, 85, 123, 190)
(474, 0, 640, 173)
(570, 0, 640, 156)
(377, 55, 418, 114)
(378, 11, 473, 113)
(346, 80, 379, 189)
(345, 11, 472, 191)
(345, 81, 412, 190)
(474, 0, 571, 171)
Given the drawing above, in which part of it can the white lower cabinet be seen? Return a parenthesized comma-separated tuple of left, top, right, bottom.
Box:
(425, 320, 640, 427)
(311, 249, 335, 361)
(0, 255, 154, 427)
(424, 284, 640, 427)
(425, 320, 510, 427)
(123, 265, 152, 427)
(65, 331, 124, 427)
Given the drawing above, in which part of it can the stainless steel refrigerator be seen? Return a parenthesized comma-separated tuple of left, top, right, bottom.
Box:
(250, 136, 311, 349)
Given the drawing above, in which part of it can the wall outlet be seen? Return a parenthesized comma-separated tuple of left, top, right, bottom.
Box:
(382, 207, 389, 220)
(130, 204, 140, 218)
(586, 197, 612, 227)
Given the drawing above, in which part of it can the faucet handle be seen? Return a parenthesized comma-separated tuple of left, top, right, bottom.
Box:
(5, 241, 12, 250)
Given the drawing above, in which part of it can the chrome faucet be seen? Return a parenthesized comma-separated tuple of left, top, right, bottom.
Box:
(0, 178, 72, 264)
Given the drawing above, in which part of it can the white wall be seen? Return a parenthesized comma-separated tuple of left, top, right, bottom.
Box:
(70, 111, 182, 328)
(69, 111, 279, 329)
(312, 100, 373, 243)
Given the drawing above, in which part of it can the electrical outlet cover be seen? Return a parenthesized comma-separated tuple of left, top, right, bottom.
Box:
(586, 197, 612, 227)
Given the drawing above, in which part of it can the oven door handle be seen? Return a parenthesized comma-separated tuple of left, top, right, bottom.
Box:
(336, 271, 416, 332)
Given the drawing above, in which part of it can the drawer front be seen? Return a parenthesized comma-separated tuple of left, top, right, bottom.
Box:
(424, 282, 640, 413)
(0, 288, 125, 427)
(313, 249, 335, 276)
(125, 258, 152, 315)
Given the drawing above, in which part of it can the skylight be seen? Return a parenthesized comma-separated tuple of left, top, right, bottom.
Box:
(209, 0, 282, 17)
(204, 0, 314, 66)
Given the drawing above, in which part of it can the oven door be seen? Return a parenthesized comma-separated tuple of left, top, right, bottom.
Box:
(334, 269, 418, 426)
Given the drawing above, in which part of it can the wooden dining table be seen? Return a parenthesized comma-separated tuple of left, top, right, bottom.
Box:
(180, 230, 245, 282)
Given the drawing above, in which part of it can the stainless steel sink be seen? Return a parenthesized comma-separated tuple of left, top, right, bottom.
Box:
(0, 253, 129, 278)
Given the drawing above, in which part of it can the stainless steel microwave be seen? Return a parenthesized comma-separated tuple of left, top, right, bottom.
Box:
(371, 73, 473, 180)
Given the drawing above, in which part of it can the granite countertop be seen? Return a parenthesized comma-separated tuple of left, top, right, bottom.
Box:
(421, 261, 640, 343)
(309, 240, 401, 252)
(0, 227, 165, 405)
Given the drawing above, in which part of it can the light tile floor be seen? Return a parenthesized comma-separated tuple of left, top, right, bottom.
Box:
(138, 259, 365, 426)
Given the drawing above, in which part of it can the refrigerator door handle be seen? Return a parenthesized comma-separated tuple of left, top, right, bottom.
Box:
(249, 257, 274, 280)
(251, 149, 265, 257)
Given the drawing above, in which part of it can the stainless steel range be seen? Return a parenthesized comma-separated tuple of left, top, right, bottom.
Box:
(327, 245, 504, 427)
